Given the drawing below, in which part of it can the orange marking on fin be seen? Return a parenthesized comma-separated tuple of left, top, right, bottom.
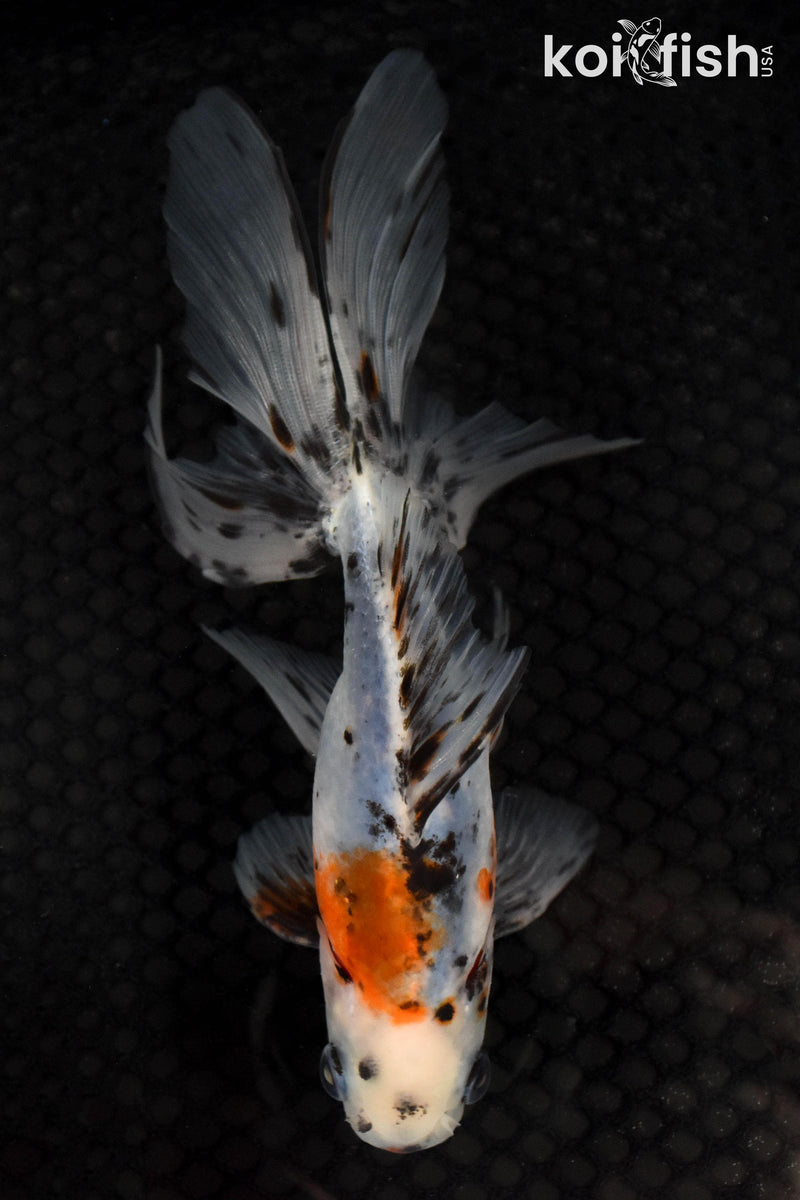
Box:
(269, 404, 295, 452)
(359, 350, 380, 402)
(251, 894, 276, 922)
(316, 847, 444, 1022)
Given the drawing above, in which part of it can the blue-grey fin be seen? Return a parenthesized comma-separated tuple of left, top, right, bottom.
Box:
(234, 813, 318, 947)
(162, 87, 348, 491)
(205, 626, 339, 757)
(321, 48, 448, 441)
(494, 787, 598, 939)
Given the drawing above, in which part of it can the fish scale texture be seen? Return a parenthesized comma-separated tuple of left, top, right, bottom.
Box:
(2, 2, 799, 1198)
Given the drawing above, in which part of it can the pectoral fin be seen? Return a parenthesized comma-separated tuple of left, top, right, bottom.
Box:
(494, 787, 598, 938)
(234, 813, 318, 947)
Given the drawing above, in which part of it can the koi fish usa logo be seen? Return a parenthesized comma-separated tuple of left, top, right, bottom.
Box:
(544, 16, 773, 82)
(618, 17, 676, 86)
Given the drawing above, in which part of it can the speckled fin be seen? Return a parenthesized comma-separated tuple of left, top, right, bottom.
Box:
(234, 814, 318, 947)
(494, 787, 598, 938)
(355, 478, 529, 831)
(146, 357, 330, 585)
(427, 401, 639, 549)
(161, 86, 347, 489)
(321, 49, 448, 441)
(205, 626, 339, 757)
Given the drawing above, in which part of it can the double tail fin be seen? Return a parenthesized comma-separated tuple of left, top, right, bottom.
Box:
(147, 50, 449, 583)
(147, 50, 636, 584)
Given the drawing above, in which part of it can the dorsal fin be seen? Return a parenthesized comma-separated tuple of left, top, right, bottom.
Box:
(371, 478, 528, 831)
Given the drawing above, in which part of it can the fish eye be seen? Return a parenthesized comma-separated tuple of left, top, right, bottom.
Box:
(319, 1043, 347, 1100)
(463, 1051, 491, 1105)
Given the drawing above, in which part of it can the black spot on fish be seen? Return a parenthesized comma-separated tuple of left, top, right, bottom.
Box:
(412, 775, 456, 834)
(356, 1116, 372, 1133)
(347, 553, 359, 574)
(333, 376, 350, 432)
(419, 449, 440, 487)
(343, 727, 353, 745)
(218, 522, 243, 540)
(408, 723, 451, 781)
(358, 1058, 378, 1081)
(435, 1001, 455, 1023)
(299, 428, 332, 470)
(352, 441, 362, 475)
(431, 831, 456, 862)
(333, 953, 353, 985)
(457, 733, 484, 770)
(399, 663, 415, 709)
(402, 835, 463, 902)
(211, 560, 249, 587)
(416, 927, 434, 958)
(288, 544, 329, 576)
(366, 403, 382, 443)
(269, 280, 286, 328)
(454, 955, 468, 968)
(461, 692, 484, 721)
(396, 1097, 425, 1118)
(366, 800, 396, 835)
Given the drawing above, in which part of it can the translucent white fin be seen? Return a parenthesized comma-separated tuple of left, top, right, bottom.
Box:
(234, 814, 318, 947)
(146, 353, 330, 584)
(321, 49, 448, 442)
(494, 787, 598, 938)
(428, 401, 641, 548)
(205, 626, 339, 757)
(163, 87, 349, 491)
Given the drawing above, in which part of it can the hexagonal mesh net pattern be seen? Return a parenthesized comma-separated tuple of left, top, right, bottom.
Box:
(2, 3, 799, 1199)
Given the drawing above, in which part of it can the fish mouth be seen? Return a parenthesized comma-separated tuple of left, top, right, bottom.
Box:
(352, 1104, 463, 1152)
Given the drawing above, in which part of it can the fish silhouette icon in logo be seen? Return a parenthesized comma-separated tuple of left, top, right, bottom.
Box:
(618, 17, 678, 86)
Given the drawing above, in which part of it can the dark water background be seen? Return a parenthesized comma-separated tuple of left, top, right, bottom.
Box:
(2, 2, 799, 1197)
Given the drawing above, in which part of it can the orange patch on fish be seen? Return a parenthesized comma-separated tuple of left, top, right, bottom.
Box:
(477, 866, 494, 903)
(316, 847, 444, 1022)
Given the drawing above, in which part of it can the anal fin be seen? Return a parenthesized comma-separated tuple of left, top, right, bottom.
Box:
(234, 813, 318, 947)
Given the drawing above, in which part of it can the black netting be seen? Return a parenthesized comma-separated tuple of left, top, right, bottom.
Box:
(3, 3, 799, 1198)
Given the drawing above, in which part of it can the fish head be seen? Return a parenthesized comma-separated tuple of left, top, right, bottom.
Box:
(316, 917, 494, 1151)
(642, 17, 661, 36)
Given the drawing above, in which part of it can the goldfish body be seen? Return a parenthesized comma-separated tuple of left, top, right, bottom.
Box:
(147, 51, 634, 1151)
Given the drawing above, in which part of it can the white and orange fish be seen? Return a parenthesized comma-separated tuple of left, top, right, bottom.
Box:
(147, 51, 635, 1151)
